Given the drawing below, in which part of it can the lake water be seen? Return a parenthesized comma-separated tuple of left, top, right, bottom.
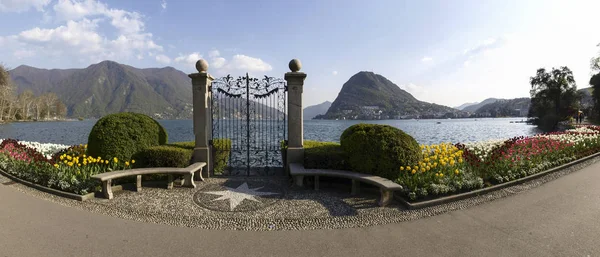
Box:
(0, 118, 540, 146)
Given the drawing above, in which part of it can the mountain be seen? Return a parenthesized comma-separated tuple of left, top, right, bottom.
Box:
(462, 98, 503, 113)
(317, 71, 462, 119)
(9, 61, 193, 119)
(455, 102, 478, 110)
(303, 101, 332, 120)
(474, 98, 531, 117)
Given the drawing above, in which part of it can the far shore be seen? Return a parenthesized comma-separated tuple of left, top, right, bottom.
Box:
(0, 119, 80, 124)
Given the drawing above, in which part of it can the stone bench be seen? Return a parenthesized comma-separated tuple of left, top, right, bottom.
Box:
(289, 163, 403, 207)
(91, 162, 206, 199)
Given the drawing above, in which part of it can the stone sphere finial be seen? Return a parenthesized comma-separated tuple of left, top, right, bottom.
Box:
(195, 59, 209, 72)
(289, 59, 302, 72)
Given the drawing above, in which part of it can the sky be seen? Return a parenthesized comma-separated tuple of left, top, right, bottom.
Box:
(0, 0, 599, 108)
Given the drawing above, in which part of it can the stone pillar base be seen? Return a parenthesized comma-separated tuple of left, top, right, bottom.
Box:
(286, 147, 304, 175)
(193, 147, 210, 178)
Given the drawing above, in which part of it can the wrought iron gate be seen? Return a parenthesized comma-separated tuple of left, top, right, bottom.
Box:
(210, 74, 287, 176)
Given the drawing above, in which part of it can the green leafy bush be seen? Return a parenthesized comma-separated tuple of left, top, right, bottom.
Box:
(304, 140, 350, 170)
(170, 140, 231, 175)
(87, 112, 168, 161)
(134, 145, 193, 168)
(212, 139, 232, 175)
(340, 123, 421, 180)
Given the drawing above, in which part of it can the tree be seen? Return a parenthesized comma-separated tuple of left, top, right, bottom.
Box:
(55, 101, 67, 118)
(528, 66, 579, 131)
(0, 63, 15, 121)
(590, 73, 600, 121)
(41, 93, 59, 119)
(591, 43, 600, 73)
(17, 90, 34, 120)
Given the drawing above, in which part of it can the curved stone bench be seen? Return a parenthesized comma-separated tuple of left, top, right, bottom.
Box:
(92, 162, 206, 199)
(289, 163, 403, 207)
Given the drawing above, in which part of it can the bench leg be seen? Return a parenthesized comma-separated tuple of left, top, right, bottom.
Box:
(351, 180, 360, 195)
(194, 167, 204, 182)
(102, 180, 113, 199)
(379, 189, 393, 207)
(183, 173, 196, 188)
(136, 175, 142, 192)
(314, 175, 320, 191)
(167, 174, 174, 189)
(294, 175, 304, 187)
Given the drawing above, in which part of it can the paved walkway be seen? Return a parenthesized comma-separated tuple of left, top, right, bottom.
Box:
(1, 161, 600, 257)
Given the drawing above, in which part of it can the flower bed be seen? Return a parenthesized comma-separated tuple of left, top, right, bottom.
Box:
(396, 126, 600, 201)
(0, 139, 134, 195)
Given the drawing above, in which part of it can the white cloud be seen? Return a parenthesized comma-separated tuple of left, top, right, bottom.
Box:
(208, 49, 220, 58)
(0, 0, 165, 65)
(0, 0, 51, 12)
(52, 0, 105, 21)
(155, 54, 171, 64)
(399, 83, 429, 99)
(53, 0, 145, 35)
(421, 56, 433, 62)
(212, 57, 226, 69)
(332, 71, 338, 75)
(161, 0, 167, 10)
(174, 52, 202, 66)
(226, 55, 272, 72)
(18, 19, 104, 54)
(174, 50, 272, 75)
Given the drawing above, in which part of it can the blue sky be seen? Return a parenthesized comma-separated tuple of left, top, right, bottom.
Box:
(1, 0, 599, 108)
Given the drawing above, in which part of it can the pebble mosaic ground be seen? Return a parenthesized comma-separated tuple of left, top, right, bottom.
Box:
(1, 156, 598, 231)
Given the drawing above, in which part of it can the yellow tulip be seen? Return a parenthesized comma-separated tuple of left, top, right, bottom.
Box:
(411, 170, 416, 174)
(440, 173, 444, 177)
(400, 166, 405, 171)
(78, 163, 81, 167)
(113, 157, 118, 163)
(53, 164, 59, 168)
(67, 155, 72, 160)
(105, 160, 109, 164)
(131, 160, 135, 164)
(406, 166, 411, 170)
(414, 165, 418, 170)
(60, 155, 64, 160)
(125, 161, 130, 166)
(455, 169, 460, 175)
(67, 162, 73, 167)
(420, 167, 426, 173)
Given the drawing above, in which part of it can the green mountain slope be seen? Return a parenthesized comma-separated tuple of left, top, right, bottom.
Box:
(9, 61, 193, 119)
(319, 71, 460, 119)
(474, 98, 531, 117)
(303, 101, 331, 120)
(462, 98, 503, 113)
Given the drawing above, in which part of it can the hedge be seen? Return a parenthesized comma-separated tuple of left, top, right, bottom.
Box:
(134, 145, 193, 168)
(303, 140, 350, 170)
(166, 140, 232, 175)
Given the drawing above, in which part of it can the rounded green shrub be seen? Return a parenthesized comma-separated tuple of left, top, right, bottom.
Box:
(87, 112, 168, 161)
(340, 123, 421, 180)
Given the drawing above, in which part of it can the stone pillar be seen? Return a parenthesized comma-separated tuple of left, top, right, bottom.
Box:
(285, 59, 307, 171)
(189, 59, 213, 179)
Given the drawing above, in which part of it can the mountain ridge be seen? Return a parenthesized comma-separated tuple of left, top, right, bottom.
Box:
(317, 71, 462, 119)
(9, 60, 193, 119)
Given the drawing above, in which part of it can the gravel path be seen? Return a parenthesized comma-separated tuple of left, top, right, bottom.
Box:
(1, 156, 598, 231)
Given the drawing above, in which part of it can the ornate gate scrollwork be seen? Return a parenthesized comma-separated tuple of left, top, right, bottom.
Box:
(210, 73, 287, 176)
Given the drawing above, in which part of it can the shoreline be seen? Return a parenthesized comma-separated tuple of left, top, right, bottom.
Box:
(0, 119, 80, 124)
